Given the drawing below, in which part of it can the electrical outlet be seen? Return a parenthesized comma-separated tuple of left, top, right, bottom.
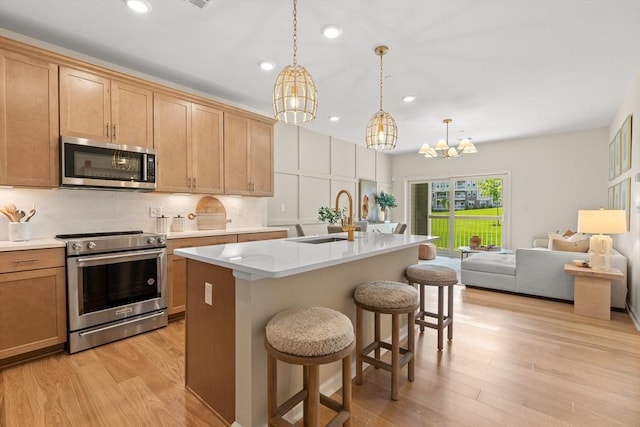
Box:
(280, 204, 285, 212)
(205, 282, 213, 306)
(149, 207, 162, 218)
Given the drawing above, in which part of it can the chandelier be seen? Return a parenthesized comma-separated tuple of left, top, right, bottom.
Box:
(365, 46, 397, 150)
(419, 118, 477, 158)
(273, 0, 317, 124)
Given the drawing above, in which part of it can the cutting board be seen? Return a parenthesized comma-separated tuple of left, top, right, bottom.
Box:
(195, 197, 228, 230)
(196, 196, 226, 214)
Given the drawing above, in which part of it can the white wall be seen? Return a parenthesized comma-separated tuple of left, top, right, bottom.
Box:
(391, 128, 609, 250)
(610, 71, 640, 328)
(0, 187, 266, 240)
(268, 123, 392, 236)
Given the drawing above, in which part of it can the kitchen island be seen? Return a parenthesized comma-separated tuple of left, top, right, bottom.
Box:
(175, 231, 437, 427)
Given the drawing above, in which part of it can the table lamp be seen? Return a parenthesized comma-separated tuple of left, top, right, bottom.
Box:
(577, 209, 627, 271)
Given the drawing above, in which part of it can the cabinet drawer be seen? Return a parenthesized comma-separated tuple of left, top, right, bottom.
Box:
(167, 235, 237, 254)
(0, 248, 65, 273)
(237, 231, 287, 243)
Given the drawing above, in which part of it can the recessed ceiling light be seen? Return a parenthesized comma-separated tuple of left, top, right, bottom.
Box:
(321, 25, 342, 39)
(258, 61, 275, 71)
(329, 116, 340, 122)
(402, 95, 416, 103)
(125, 0, 152, 13)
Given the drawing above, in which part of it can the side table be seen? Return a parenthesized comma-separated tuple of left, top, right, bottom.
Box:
(563, 264, 623, 320)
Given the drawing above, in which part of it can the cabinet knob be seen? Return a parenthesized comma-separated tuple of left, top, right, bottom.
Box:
(113, 124, 117, 139)
(105, 124, 109, 138)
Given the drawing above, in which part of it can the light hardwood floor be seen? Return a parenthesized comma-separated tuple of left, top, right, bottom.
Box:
(2, 286, 639, 426)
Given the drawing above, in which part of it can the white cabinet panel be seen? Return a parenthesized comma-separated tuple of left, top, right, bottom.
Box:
(300, 176, 331, 220)
(274, 123, 299, 171)
(299, 128, 330, 175)
(376, 151, 392, 184)
(331, 137, 355, 178)
(356, 145, 376, 181)
(268, 173, 299, 221)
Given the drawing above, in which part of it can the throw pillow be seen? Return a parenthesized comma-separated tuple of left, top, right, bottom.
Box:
(550, 238, 589, 253)
(562, 229, 576, 238)
(566, 232, 588, 242)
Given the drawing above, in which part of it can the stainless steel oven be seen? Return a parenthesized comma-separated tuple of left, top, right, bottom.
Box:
(56, 231, 168, 353)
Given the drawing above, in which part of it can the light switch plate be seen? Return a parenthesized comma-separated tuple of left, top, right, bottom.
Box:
(205, 282, 213, 306)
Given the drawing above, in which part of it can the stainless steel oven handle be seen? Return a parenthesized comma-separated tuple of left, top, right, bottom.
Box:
(78, 311, 166, 337)
(76, 249, 164, 265)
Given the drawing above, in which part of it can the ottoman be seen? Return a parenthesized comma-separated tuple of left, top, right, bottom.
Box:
(460, 252, 516, 292)
(418, 243, 437, 260)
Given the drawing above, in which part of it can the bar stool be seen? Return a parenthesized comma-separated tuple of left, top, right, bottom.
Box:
(353, 280, 419, 400)
(265, 307, 355, 427)
(405, 264, 457, 351)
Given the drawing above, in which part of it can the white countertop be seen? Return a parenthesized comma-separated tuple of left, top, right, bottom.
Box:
(165, 226, 288, 239)
(0, 238, 66, 252)
(175, 232, 439, 280)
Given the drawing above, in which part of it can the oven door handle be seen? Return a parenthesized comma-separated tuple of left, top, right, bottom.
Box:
(75, 249, 165, 265)
(78, 311, 166, 337)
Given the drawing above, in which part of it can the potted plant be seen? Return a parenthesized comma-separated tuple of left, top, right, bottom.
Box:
(374, 191, 397, 222)
(317, 206, 346, 224)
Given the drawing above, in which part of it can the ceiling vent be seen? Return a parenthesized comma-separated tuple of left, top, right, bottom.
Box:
(184, 0, 213, 9)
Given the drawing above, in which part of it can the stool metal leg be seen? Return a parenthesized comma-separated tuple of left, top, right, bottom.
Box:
(437, 286, 444, 351)
(355, 306, 363, 385)
(391, 313, 400, 401)
(448, 284, 454, 341)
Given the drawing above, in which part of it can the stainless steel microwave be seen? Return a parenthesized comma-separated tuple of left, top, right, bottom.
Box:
(60, 136, 156, 191)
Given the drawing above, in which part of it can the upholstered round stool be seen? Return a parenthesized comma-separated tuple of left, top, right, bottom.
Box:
(418, 243, 437, 260)
(353, 281, 419, 400)
(265, 307, 355, 427)
(405, 264, 457, 351)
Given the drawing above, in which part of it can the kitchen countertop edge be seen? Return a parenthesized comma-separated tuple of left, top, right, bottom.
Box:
(175, 233, 438, 281)
(0, 238, 66, 252)
(165, 226, 288, 239)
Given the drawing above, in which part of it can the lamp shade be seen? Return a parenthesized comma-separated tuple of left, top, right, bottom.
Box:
(577, 209, 627, 234)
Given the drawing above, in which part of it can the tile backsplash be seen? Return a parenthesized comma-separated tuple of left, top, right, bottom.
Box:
(0, 187, 266, 240)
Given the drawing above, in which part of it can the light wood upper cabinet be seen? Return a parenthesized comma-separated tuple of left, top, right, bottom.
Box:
(60, 67, 153, 147)
(192, 103, 224, 194)
(154, 94, 191, 192)
(0, 50, 59, 187)
(224, 112, 273, 196)
(154, 93, 224, 193)
(110, 80, 153, 147)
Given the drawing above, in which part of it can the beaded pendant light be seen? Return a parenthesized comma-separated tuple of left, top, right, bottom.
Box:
(365, 46, 397, 150)
(273, 0, 317, 124)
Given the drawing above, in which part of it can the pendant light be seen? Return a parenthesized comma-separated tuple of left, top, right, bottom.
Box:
(418, 119, 478, 159)
(273, 0, 317, 124)
(365, 46, 397, 150)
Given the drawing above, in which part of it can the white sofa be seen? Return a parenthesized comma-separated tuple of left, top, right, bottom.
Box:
(461, 248, 628, 308)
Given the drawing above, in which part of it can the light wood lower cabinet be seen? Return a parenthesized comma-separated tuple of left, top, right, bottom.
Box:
(0, 249, 66, 361)
(167, 234, 238, 317)
(167, 231, 287, 318)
